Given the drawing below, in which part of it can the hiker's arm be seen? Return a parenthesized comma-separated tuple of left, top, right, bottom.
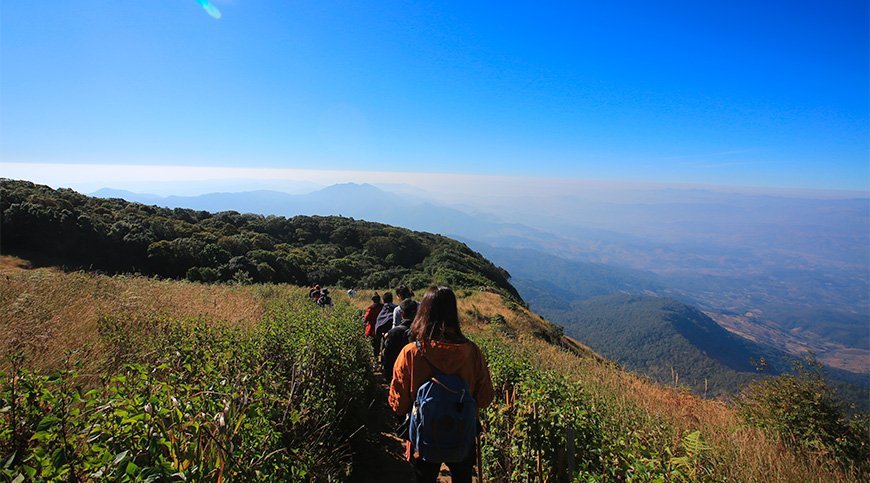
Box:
(388, 347, 412, 415)
(392, 306, 401, 328)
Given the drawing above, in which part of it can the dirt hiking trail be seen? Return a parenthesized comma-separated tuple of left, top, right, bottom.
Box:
(351, 368, 476, 482)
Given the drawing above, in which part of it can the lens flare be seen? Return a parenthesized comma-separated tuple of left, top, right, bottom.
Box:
(196, 0, 221, 19)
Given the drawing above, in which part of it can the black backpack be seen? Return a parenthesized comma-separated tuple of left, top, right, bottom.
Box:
(374, 303, 397, 336)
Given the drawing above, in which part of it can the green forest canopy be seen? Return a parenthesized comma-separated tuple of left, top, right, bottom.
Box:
(0, 179, 521, 300)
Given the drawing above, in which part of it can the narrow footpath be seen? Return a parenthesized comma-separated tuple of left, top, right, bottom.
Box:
(350, 368, 463, 482)
(350, 370, 414, 482)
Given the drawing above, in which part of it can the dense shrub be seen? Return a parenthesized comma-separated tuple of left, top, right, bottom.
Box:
(737, 359, 868, 475)
(0, 297, 372, 481)
(475, 334, 717, 482)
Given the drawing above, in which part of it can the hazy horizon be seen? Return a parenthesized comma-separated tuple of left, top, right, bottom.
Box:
(3, 162, 869, 202)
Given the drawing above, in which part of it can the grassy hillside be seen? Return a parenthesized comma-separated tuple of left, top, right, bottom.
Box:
(0, 179, 520, 300)
(1, 258, 864, 481)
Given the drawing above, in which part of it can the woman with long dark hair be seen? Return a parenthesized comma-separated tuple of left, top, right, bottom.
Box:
(388, 286, 494, 482)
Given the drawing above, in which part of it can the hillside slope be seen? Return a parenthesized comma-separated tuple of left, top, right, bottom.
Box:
(1, 258, 861, 481)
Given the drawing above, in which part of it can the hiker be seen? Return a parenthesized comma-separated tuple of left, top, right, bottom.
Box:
(382, 298, 417, 383)
(363, 293, 383, 358)
(308, 284, 322, 302)
(373, 292, 397, 362)
(388, 286, 494, 483)
(393, 286, 417, 329)
(316, 288, 333, 307)
(347, 288, 357, 297)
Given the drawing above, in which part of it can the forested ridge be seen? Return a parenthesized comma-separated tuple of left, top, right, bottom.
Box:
(537, 294, 765, 397)
(0, 179, 520, 300)
(536, 293, 870, 411)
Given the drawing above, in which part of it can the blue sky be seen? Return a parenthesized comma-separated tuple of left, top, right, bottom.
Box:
(1, 1, 867, 190)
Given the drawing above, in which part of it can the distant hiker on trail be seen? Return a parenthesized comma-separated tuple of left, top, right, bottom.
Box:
(388, 286, 494, 483)
(393, 286, 417, 329)
(316, 288, 333, 307)
(363, 293, 383, 358)
(347, 288, 357, 297)
(373, 292, 397, 362)
(309, 284, 322, 302)
(382, 298, 417, 383)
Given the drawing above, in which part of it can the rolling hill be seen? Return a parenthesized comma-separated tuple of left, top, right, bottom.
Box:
(534, 293, 868, 408)
(464, 241, 869, 406)
(536, 293, 771, 397)
(2, 179, 521, 300)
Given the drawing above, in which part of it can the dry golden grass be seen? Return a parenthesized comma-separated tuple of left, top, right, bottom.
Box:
(0, 256, 265, 373)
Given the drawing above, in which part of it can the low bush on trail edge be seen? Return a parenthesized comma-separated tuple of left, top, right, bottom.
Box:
(476, 334, 718, 482)
(737, 358, 869, 476)
(0, 297, 372, 482)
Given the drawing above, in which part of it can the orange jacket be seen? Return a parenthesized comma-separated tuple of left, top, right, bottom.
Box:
(388, 339, 495, 417)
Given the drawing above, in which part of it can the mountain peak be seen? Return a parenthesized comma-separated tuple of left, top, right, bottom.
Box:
(316, 183, 383, 195)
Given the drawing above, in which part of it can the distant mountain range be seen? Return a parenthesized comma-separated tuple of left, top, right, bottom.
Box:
(92, 184, 563, 250)
(462, 241, 667, 302)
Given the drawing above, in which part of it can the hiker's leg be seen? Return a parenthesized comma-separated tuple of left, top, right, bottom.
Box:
(411, 458, 441, 482)
(376, 338, 382, 361)
(371, 337, 379, 359)
(444, 448, 475, 483)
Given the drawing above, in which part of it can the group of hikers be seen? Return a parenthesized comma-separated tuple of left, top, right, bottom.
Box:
(307, 281, 494, 480)
(307, 284, 334, 307)
(363, 285, 494, 482)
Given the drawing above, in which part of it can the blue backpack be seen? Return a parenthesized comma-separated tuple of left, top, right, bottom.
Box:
(410, 342, 477, 462)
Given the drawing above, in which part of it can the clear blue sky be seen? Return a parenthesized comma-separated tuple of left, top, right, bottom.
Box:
(1, 1, 867, 190)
